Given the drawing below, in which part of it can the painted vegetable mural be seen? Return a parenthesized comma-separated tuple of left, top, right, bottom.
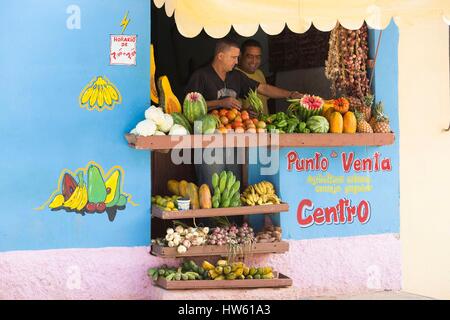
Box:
(38, 162, 136, 221)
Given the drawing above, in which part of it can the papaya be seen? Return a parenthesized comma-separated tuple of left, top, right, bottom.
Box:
(167, 179, 180, 195)
(343, 111, 357, 134)
(329, 111, 344, 133)
(62, 173, 78, 201)
(104, 169, 122, 207)
(178, 180, 188, 197)
(158, 76, 181, 114)
(323, 107, 335, 123)
(199, 184, 212, 209)
(150, 44, 159, 104)
(187, 182, 199, 209)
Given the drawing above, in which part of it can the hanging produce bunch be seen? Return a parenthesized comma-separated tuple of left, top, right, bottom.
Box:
(325, 23, 370, 99)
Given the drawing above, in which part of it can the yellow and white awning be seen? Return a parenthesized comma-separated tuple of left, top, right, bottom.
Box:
(153, 0, 450, 38)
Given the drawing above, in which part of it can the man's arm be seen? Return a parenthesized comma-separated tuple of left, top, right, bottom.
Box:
(207, 97, 242, 110)
(257, 83, 302, 99)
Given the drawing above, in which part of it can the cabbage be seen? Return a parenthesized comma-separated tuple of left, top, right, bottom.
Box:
(145, 105, 165, 126)
(169, 124, 189, 136)
(158, 114, 174, 133)
(135, 119, 157, 136)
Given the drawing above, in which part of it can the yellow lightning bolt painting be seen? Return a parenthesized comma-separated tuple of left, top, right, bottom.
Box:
(120, 11, 130, 34)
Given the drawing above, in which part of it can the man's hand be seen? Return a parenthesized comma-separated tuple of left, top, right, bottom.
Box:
(219, 97, 242, 110)
(288, 91, 303, 99)
(247, 109, 259, 119)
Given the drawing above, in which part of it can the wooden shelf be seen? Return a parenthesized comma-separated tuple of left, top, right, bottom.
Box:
(277, 133, 395, 147)
(151, 203, 289, 219)
(153, 272, 292, 290)
(151, 241, 289, 257)
(126, 132, 395, 150)
(125, 133, 270, 150)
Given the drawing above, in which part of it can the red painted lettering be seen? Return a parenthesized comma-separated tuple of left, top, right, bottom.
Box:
(297, 199, 314, 227)
(286, 151, 298, 171)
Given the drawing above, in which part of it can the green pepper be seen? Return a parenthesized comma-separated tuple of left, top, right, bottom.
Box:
(287, 118, 299, 126)
(276, 112, 287, 122)
(266, 124, 276, 132)
(267, 114, 277, 123)
(276, 120, 287, 128)
(287, 122, 297, 133)
(297, 122, 307, 132)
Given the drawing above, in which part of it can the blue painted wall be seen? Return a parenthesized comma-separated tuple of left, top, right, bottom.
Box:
(0, 0, 151, 251)
(251, 22, 399, 239)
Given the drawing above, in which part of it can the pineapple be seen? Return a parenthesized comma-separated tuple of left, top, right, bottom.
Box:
(369, 100, 381, 128)
(361, 95, 374, 121)
(355, 110, 373, 133)
(371, 102, 391, 133)
(348, 95, 372, 121)
(347, 96, 362, 112)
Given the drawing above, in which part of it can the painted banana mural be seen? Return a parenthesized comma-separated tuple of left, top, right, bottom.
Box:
(37, 161, 137, 222)
(79, 76, 122, 111)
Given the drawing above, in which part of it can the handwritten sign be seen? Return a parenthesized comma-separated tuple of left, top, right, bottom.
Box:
(110, 35, 137, 66)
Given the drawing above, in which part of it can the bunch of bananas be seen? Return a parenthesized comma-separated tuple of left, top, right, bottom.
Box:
(80, 76, 121, 110)
(49, 172, 88, 211)
(202, 259, 274, 280)
(241, 181, 281, 206)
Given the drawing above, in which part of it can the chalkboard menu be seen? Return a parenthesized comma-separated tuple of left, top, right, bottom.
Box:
(268, 26, 330, 72)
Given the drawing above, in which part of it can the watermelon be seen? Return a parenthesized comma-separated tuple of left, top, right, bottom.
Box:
(306, 116, 329, 133)
(194, 114, 219, 134)
(171, 112, 193, 134)
(288, 95, 324, 121)
(183, 92, 208, 124)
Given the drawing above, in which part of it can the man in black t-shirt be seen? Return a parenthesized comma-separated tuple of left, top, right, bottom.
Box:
(185, 39, 302, 200)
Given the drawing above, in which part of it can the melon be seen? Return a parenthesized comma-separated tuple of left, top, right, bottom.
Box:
(183, 92, 207, 124)
(171, 112, 193, 134)
(306, 116, 329, 133)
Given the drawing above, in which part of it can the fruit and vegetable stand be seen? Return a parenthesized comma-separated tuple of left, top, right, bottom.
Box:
(128, 15, 398, 289)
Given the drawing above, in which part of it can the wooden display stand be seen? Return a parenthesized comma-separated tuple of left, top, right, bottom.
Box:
(128, 131, 395, 289)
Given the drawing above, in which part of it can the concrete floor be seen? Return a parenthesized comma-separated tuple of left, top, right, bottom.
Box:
(314, 290, 434, 300)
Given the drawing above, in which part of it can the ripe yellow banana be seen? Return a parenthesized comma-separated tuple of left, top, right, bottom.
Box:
(81, 87, 93, 104)
(254, 184, 262, 195)
(89, 86, 99, 107)
(49, 194, 65, 209)
(76, 186, 88, 211)
(103, 85, 112, 105)
(97, 87, 104, 107)
(64, 187, 82, 209)
(107, 85, 119, 101)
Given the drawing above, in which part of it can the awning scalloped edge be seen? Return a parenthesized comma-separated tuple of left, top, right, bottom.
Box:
(153, 0, 450, 38)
